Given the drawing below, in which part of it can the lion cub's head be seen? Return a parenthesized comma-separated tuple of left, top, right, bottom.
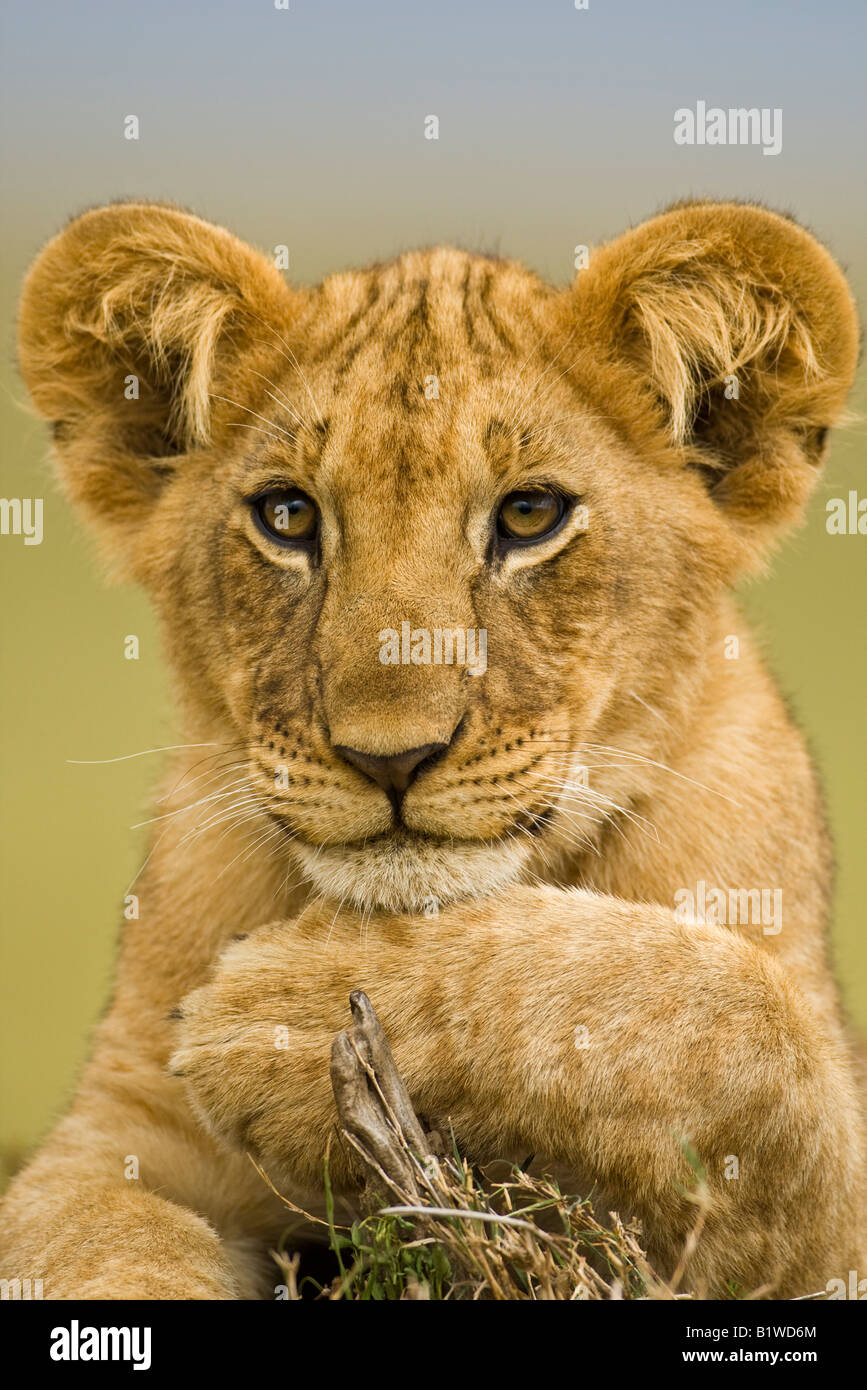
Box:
(18, 201, 857, 910)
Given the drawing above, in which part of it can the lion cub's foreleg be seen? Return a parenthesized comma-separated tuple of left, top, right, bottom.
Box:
(171, 889, 867, 1297)
(0, 1103, 273, 1299)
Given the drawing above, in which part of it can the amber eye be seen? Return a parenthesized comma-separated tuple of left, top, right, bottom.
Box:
(253, 488, 318, 545)
(497, 489, 565, 543)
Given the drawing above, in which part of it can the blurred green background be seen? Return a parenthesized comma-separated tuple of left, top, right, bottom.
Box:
(1, 0, 865, 1178)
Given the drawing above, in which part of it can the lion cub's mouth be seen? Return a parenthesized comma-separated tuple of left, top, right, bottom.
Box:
(265, 800, 554, 853)
(320, 810, 552, 851)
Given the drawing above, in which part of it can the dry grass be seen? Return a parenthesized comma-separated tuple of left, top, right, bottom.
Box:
(260, 1142, 715, 1301)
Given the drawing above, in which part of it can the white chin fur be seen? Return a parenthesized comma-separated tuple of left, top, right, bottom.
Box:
(292, 834, 530, 913)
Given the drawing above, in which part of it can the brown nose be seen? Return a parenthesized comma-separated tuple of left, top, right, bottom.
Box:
(334, 742, 447, 809)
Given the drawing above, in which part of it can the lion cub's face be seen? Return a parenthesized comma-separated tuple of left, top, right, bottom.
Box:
(162, 250, 728, 912)
(20, 204, 855, 911)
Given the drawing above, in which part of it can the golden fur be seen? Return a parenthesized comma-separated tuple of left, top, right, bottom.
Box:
(1, 199, 864, 1298)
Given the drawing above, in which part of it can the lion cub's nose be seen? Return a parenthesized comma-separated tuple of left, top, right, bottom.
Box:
(334, 742, 447, 807)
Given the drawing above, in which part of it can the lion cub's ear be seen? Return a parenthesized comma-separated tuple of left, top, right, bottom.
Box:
(18, 201, 302, 537)
(572, 201, 859, 542)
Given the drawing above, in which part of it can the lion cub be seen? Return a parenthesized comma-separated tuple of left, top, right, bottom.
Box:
(2, 199, 863, 1298)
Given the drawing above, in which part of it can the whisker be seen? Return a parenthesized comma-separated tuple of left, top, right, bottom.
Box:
(131, 777, 254, 830)
(628, 689, 676, 734)
(249, 371, 307, 430)
(584, 743, 741, 807)
(174, 798, 267, 851)
(212, 822, 290, 884)
(160, 746, 250, 800)
(325, 893, 350, 946)
(209, 392, 299, 445)
(506, 320, 582, 415)
(68, 742, 218, 765)
(246, 314, 326, 423)
(227, 422, 293, 445)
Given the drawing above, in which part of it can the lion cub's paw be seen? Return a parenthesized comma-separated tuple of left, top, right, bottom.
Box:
(168, 932, 338, 1175)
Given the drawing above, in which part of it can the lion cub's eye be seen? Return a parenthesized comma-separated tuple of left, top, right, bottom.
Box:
(497, 489, 565, 543)
(252, 488, 318, 545)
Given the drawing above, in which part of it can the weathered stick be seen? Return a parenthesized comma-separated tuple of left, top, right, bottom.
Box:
(329, 990, 432, 1199)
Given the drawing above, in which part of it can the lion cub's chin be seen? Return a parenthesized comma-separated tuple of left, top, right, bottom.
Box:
(292, 831, 530, 914)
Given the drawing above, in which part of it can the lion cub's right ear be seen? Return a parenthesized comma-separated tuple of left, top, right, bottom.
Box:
(18, 201, 303, 541)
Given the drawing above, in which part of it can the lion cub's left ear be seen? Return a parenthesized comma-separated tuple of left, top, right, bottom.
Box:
(571, 201, 859, 542)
